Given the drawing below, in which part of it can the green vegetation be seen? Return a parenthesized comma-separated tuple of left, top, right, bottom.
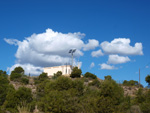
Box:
(10, 67, 24, 81)
(0, 70, 9, 107)
(38, 72, 48, 81)
(145, 75, 150, 85)
(123, 80, 139, 86)
(35, 72, 49, 84)
(70, 67, 82, 78)
(21, 77, 29, 85)
(0, 66, 150, 112)
(52, 71, 62, 79)
(3, 86, 34, 112)
(10, 67, 29, 85)
(88, 79, 101, 88)
(84, 72, 97, 79)
(54, 71, 62, 77)
(13, 66, 24, 74)
(10, 72, 22, 81)
(104, 75, 112, 80)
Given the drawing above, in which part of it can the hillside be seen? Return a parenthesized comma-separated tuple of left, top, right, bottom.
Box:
(9, 76, 143, 97)
(1, 67, 150, 113)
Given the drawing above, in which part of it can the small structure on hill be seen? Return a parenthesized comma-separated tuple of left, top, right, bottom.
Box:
(44, 65, 72, 77)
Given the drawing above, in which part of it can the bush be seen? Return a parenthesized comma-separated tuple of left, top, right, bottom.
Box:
(140, 102, 150, 113)
(54, 71, 62, 77)
(135, 88, 145, 104)
(70, 67, 82, 78)
(10, 73, 22, 81)
(53, 71, 62, 79)
(0, 73, 10, 106)
(10, 66, 24, 81)
(38, 77, 85, 112)
(100, 79, 124, 106)
(88, 79, 101, 88)
(38, 72, 48, 81)
(145, 75, 150, 85)
(130, 105, 142, 113)
(138, 89, 150, 113)
(13, 67, 24, 74)
(123, 80, 139, 86)
(84, 72, 97, 79)
(45, 76, 73, 91)
(21, 78, 29, 85)
(104, 75, 112, 80)
(0, 70, 7, 78)
(3, 87, 33, 112)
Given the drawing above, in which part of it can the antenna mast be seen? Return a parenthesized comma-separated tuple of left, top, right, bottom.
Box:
(69, 49, 76, 70)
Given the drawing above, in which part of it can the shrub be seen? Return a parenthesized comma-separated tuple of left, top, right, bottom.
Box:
(84, 72, 97, 79)
(13, 67, 24, 74)
(0, 70, 7, 78)
(140, 102, 150, 113)
(10, 66, 25, 81)
(100, 79, 124, 105)
(0, 74, 10, 106)
(145, 75, 150, 85)
(53, 71, 62, 79)
(54, 71, 62, 77)
(88, 79, 101, 88)
(10, 73, 22, 81)
(123, 80, 139, 86)
(3, 87, 33, 112)
(21, 78, 29, 85)
(135, 88, 145, 104)
(70, 67, 82, 78)
(45, 76, 73, 91)
(104, 75, 112, 80)
(38, 72, 48, 81)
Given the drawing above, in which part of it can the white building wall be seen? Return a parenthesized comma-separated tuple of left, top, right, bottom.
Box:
(43, 65, 72, 76)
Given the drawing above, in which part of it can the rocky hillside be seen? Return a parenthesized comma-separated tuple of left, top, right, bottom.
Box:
(9, 76, 143, 97)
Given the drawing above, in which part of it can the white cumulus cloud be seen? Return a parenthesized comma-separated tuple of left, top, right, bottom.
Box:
(99, 63, 117, 70)
(83, 39, 99, 51)
(91, 49, 104, 57)
(101, 38, 143, 55)
(4, 28, 98, 75)
(107, 55, 130, 64)
(7, 63, 43, 76)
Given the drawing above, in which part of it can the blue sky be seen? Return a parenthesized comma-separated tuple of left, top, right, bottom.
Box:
(0, 0, 150, 86)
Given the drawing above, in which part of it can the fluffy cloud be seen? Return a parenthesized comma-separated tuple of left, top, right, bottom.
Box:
(83, 39, 99, 51)
(90, 62, 95, 68)
(107, 55, 130, 64)
(5, 28, 98, 75)
(7, 63, 43, 76)
(101, 38, 143, 55)
(91, 49, 104, 57)
(100, 63, 117, 70)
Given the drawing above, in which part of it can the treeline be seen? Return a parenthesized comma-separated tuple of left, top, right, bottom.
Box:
(0, 67, 150, 113)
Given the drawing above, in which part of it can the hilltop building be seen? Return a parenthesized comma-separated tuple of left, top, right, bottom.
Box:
(43, 65, 72, 77)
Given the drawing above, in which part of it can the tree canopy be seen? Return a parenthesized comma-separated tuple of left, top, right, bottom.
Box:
(123, 80, 139, 86)
(70, 67, 82, 78)
(1, 67, 150, 113)
(84, 72, 97, 79)
(13, 66, 24, 74)
(145, 75, 150, 85)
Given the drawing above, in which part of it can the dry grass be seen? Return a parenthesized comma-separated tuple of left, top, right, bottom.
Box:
(17, 102, 30, 113)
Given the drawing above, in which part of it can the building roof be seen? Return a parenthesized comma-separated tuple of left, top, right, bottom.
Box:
(44, 65, 72, 69)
